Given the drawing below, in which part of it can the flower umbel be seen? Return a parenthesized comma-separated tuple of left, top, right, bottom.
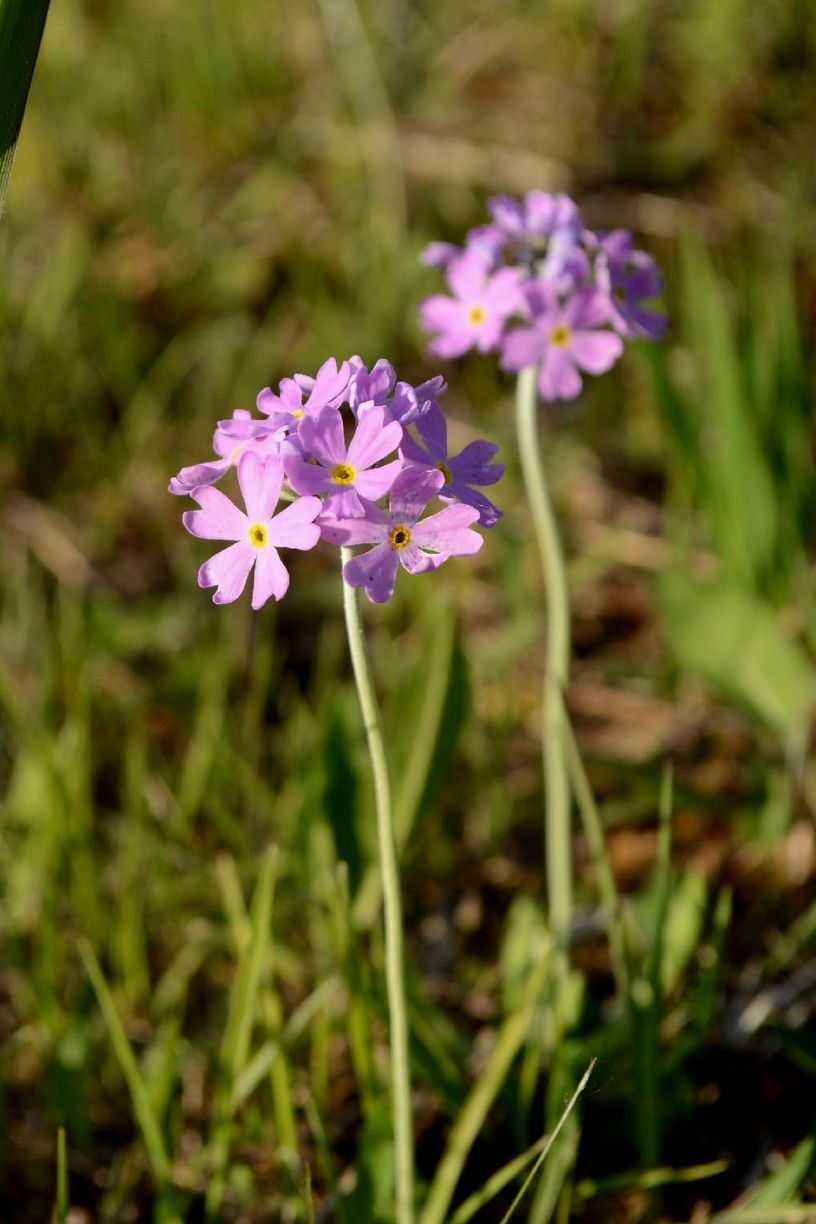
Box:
(419, 189, 666, 401)
(173, 358, 501, 605)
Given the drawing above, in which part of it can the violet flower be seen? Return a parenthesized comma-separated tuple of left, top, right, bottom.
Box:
(501, 284, 623, 401)
(420, 251, 524, 359)
(182, 452, 322, 608)
(320, 468, 483, 604)
(593, 229, 667, 340)
(400, 402, 504, 528)
(284, 405, 404, 518)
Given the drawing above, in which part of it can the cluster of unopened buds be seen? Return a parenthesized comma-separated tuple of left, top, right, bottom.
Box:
(420, 190, 667, 400)
(169, 357, 503, 607)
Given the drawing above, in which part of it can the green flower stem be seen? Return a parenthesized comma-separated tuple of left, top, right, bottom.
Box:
(515, 366, 573, 1007)
(340, 547, 414, 1224)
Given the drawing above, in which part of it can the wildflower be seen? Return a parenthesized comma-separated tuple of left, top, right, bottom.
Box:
(347, 358, 444, 425)
(321, 468, 483, 604)
(168, 410, 281, 496)
(488, 190, 585, 287)
(420, 251, 524, 359)
(400, 402, 504, 527)
(592, 229, 667, 340)
(284, 405, 404, 518)
(182, 452, 322, 608)
(289, 357, 352, 411)
(501, 284, 623, 401)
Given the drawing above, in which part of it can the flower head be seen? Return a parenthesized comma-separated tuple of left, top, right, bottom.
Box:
(400, 402, 504, 528)
(320, 468, 483, 604)
(420, 252, 524, 359)
(501, 284, 623, 401)
(418, 191, 665, 402)
(182, 452, 322, 608)
(284, 405, 404, 518)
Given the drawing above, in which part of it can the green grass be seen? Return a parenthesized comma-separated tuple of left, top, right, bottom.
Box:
(1, 0, 816, 1220)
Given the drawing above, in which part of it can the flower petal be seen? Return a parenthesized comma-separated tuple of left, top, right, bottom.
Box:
(353, 458, 404, 502)
(538, 348, 582, 400)
(198, 541, 255, 605)
(388, 467, 445, 522)
(251, 546, 290, 608)
(237, 452, 284, 521)
(299, 408, 347, 465)
(284, 453, 331, 496)
(182, 485, 247, 539)
(500, 324, 546, 372)
(319, 507, 389, 546)
(444, 482, 503, 528)
(266, 496, 323, 551)
(411, 503, 482, 554)
(569, 329, 623, 374)
(346, 405, 403, 469)
(170, 458, 233, 497)
(343, 545, 399, 604)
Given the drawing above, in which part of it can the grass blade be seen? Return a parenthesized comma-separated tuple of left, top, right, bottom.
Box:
(0, 0, 51, 213)
(419, 956, 550, 1224)
(205, 845, 278, 1218)
(79, 938, 172, 1186)
(55, 1127, 68, 1224)
(499, 1060, 596, 1224)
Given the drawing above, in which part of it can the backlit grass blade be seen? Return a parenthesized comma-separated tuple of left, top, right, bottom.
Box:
(419, 956, 551, 1224)
(499, 1060, 596, 1224)
(0, 0, 51, 213)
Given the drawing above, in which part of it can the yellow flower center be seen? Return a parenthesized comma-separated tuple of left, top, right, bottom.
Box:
(388, 524, 412, 550)
(292, 409, 304, 419)
(248, 523, 268, 549)
(437, 461, 452, 485)
(549, 324, 572, 347)
(330, 463, 356, 485)
(467, 305, 486, 326)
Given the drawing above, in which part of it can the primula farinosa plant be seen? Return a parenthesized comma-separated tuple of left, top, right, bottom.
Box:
(171, 356, 503, 1224)
(420, 190, 667, 1021)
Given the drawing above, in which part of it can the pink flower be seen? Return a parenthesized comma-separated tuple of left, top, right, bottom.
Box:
(501, 285, 623, 401)
(420, 252, 524, 359)
(320, 468, 483, 604)
(182, 453, 322, 608)
(284, 405, 404, 518)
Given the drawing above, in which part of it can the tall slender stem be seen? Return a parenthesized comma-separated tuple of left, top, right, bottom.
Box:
(514, 366, 573, 1005)
(340, 548, 414, 1224)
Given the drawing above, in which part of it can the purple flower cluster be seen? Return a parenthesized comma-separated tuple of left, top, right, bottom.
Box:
(170, 358, 503, 607)
(420, 191, 666, 402)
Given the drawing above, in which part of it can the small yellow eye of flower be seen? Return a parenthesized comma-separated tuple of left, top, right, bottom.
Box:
(437, 461, 452, 484)
(292, 409, 304, 419)
(248, 523, 268, 549)
(330, 463, 356, 485)
(467, 305, 486, 326)
(229, 443, 245, 463)
(388, 525, 412, 550)
(549, 324, 572, 347)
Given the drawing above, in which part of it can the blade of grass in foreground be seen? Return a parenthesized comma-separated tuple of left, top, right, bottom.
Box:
(499, 1060, 596, 1224)
(0, 0, 52, 213)
(419, 956, 551, 1224)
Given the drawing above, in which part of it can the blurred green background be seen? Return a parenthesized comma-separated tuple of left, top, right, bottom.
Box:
(1, 0, 816, 1220)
